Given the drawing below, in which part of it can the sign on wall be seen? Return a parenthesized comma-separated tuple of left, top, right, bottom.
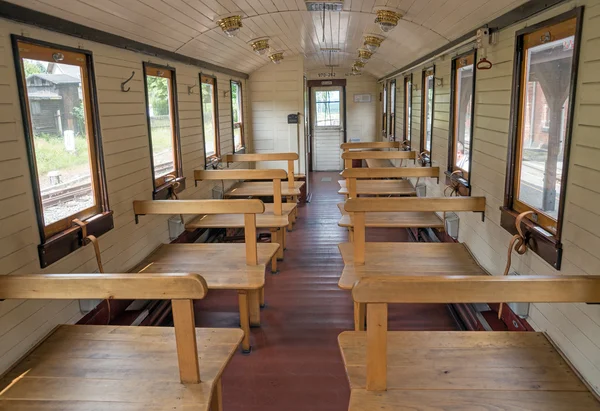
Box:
(353, 94, 372, 103)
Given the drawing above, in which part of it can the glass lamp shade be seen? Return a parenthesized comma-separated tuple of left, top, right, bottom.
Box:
(251, 39, 270, 55)
(217, 16, 243, 38)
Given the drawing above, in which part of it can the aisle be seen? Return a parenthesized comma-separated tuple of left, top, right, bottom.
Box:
(196, 171, 459, 411)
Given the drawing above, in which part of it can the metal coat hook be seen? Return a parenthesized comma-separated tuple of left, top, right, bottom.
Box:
(121, 71, 135, 92)
(188, 82, 198, 95)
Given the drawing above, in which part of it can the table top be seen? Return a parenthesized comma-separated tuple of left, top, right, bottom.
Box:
(131, 243, 279, 290)
(186, 203, 294, 230)
(337, 242, 487, 290)
(0, 324, 243, 411)
(226, 181, 303, 197)
(338, 211, 444, 229)
(338, 331, 600, 410)
(338, 179, 416, 196)
(365, 158, 395, 168)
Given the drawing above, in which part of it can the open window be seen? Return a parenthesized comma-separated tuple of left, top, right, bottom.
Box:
(421, 67, 435, 156)
(143, 63, 183, 198)
(502, 9, 583, 269)
(448, 51, 476, 192)
(404, 75, 412, 147)
(13, 37, 112, 267)
(200, 74, 220, 166)
(389, 80, 396, 141)
(230, 80, 245, 153)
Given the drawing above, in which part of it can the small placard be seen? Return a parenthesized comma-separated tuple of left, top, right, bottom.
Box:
(287, 113, 299, 124)
(353, 94, 372, 103)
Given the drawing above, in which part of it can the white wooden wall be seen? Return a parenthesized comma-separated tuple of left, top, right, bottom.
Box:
(0, 18, 250, 375)
(344, 74, 378, 143)
(248, 56, 305, 173)
(390, 0, 600, 394)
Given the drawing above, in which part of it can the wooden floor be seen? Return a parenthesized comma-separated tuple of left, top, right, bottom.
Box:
(193, 171, 460, 411)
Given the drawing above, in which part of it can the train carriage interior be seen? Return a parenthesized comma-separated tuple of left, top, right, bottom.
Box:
(1, 0, 600, 409)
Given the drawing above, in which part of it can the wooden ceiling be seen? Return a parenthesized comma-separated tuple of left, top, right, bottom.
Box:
(9, 0, 529, 77)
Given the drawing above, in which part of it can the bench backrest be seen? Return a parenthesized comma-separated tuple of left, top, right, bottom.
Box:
(340, 141, 401, 152)
(341, 167, 439, 198)
(0, 272, 208, 384)
(195, 169, 287, 215)
(345, 197, 486, 264)
(221, 152, 299, 188)
(133, 199, 264, 265)
(341, 150, 417, 169)
(353, 275, 600, 391)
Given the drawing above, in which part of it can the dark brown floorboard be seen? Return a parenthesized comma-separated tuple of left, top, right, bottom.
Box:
(194, 171, 460, 411)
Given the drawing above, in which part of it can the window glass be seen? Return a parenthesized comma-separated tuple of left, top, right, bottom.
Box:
(514, 19, 576, 229)
(390, 81, 396, 139)
(231, 81, 244, 151)
(422, 70, 434, 152)
(315, 90, 340, 127)
(18, 42, 101, 234)
(201, 76, 219, 158)
(145, 71, 175, 180)
(404, 76, 412, 142)
(382, 85, 387, 134)
(453, 55, 475, 175)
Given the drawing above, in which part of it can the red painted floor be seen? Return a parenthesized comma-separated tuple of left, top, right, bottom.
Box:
(194, 171, 460, 411)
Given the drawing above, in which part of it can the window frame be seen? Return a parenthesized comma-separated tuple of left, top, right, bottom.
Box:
(12, 35, 113, 268)
(420, 67, 435, 159)
(447, 50, 477, 194)
(382, 82, 387, 136)
(142, 62, 184, 199)
(230, 80, 245, 153)
(200, 73, 220, 167)
(403, 74, 413, 148)
(389, 80, 396, 141)
(502, 7, 584, 270)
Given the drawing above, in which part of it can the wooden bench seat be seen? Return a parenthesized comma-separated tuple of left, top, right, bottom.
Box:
(342, 150, 418, 170)
(133, 199, 278, 353)
(340, 276, 600, 410)
(0, 273, 239, 410)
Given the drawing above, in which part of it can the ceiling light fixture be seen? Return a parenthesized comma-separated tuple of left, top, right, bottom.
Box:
(250, 39, 270, 55)
(358, 49, 373, 63)
(375, 9, 402, 33)
(217, 15, 243, 37)
(269, 52, 284, 64)
(352, 61, 365, 71)
(363, 35, 384, 52)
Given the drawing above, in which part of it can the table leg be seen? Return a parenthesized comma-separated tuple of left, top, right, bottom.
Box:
(238, 291, 251, 353)
(349, 227, 354, 242)
(277, 228, 284, 260)
(354, 302, 366, 331)
(260, 286, 265, 308)
(249, 290, 261, 327)
(269, 228, 279, 273)
(210, 378, 223, 411)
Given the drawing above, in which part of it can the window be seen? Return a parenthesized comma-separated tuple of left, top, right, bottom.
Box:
(502, 9, 582, 269)
(315, 90, 341, 127)
(14, 37, 112, 267)
(230, 80, 245, 152)
(450, 52, 476, 180)
(382, 83, 387, 135)
(421, 68, 435, 154)
(404, 75, 412, 145)
(143, 63, 182, 192)
(389, 80, 396, 140)
(201, 74, 220, 163)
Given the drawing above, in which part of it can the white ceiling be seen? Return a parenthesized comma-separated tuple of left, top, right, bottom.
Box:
(9, 0, 529, 77)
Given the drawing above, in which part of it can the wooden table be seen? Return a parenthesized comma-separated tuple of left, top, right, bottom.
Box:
(365, 158, 395, 168)
(131, 243, 279, 352)
(186, 205, 292, 273)
(0, 324, 243, 410)
(339, 330, 600, 410)
(338, 179, 416, 196)
(337, 202, 444, 230)
(226, 181, 303, 197)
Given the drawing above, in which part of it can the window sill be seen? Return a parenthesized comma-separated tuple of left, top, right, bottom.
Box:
(153, 176, 186, 200)
(500, 207, 562, 270)
(205, 156, 220, 169)
(444, 170, 470, 196)
(38, 211, 114, 268)
(234, 147, 246, 154)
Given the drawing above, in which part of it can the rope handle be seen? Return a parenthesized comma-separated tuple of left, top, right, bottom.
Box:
(444, 170, 463, 197)
(497, 210, 534, 319)
(165, 174, 185, 225)
(477, 57, 493, 70)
